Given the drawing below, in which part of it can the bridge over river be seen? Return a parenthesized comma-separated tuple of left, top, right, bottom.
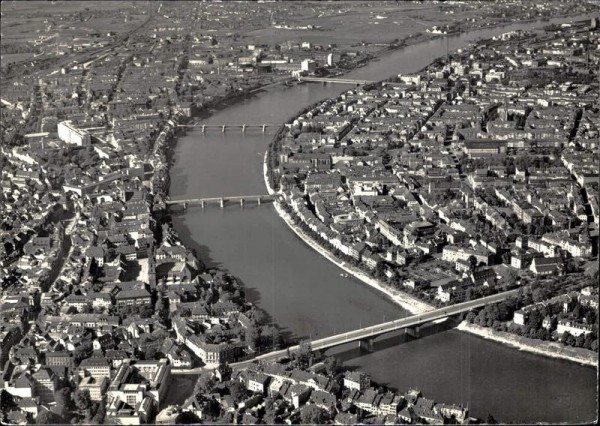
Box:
(166, 194, 278, 208)
(173, 289, 519, 374)
(298, 76, 407, 87)
(177, 123, 282, 132)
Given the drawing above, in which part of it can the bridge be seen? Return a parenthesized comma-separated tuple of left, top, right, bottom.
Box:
(243, 289, 518, 364)
(177, 123, 281, 133)
(166, 194, 277, 208)
(172, 289, 519, 374)
(299, 76, 408, 88)
(299, 76, 375, 85)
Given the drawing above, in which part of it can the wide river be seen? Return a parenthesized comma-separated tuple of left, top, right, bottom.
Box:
(170, 16, 597, 423)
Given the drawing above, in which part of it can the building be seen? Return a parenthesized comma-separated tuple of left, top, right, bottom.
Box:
(301, 59, 317, 73)
(57, 121, 91, 146)
(79, 357, 111, 379)
(31, 368, 57, 403)
(557, 319, 593, 337)
(343, 371, 370, 391)
(78, 376, 109, 401)
(115, 288, 152, 307)
(45, 351, 73, 367)
(185, 335, 238, 367)
(529, 257, 562, 276)
(246, 371, 270, 394)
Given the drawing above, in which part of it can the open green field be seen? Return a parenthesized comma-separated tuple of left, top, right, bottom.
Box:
(0, 52, 34, 65)
(0, 0, 148, 45)
(243, 2, 457, 47)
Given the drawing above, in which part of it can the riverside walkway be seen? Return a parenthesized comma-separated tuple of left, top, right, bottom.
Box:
(172, 289, 519, 374)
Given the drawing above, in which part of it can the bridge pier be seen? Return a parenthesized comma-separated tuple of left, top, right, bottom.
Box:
(257, 197, 261, 206)
(405, 326, 420, 339)
(358, 337, 375, 352)
(242, 124, 246, 133)
(201, 200, 205, 208)
(240, 198, 244, 207)
(201, 125, 205, 133)
(220, 198, 225, 208)
(183, 202, 187, 210)
(222, 125, 226, 133)
(262, 124, 266, 133)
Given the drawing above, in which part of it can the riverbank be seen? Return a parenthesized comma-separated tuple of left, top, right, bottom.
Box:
(262, 153, 433, 316)
(457, 321, 598, 368)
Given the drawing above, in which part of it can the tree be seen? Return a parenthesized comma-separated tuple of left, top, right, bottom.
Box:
(465, 311, 477, 323)
(250, 308, 267, 325)
(37, 410, 64, 425)
(91, 396, 106, 424)
(324, 356, 341, 376)
(73, 389, 92, 411)
(296, 340, 312, 369)
(55, 387, 75, 419)
(194, 373, 215, 395)
(203, 398, 220, 420)
(245, 326, 260, 351)
(374, 261, 386, 279)
(144, 346, 158, 360)
(468, 255, 478, 272)
(261, 325, 281, 350)
(155, 296, 169, 323)
(178, 412, 202, 424)
(562, 331, 576, 346)
(532, 287, 549, 304)
(0, 390, 17, 411)
(300, 405, 327, 424)
(228, 380, 246, 401)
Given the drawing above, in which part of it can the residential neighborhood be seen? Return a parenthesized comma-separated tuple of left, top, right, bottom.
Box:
(268, 18, 599, 351)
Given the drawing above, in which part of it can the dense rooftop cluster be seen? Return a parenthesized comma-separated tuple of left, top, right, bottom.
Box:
(0, 5, 296, 423)
(167, 353, 475, 425)
(271, 21, 599, 350)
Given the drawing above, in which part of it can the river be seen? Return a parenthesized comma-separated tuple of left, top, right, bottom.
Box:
(169, 15, 597, 423)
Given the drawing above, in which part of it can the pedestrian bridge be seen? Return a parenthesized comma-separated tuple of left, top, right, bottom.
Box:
(177, 123, 281, 132)
(166, 194, 277, 208)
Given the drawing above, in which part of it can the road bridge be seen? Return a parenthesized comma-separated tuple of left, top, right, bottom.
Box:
(166, 194, 277, 208)
(299, 76, 375, 85)
(177, 123, 281, 132)
(299, 76, 409, 88)
(172, 289, 519, 374)
(236, 289, 519, 366)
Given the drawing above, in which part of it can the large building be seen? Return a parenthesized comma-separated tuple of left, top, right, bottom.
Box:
(57, 120, 91, 146)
